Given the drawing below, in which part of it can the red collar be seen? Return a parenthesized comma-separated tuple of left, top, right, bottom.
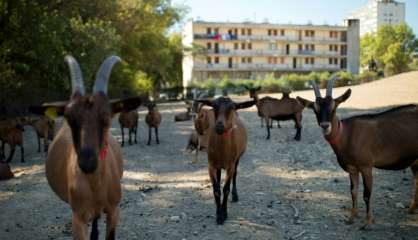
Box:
(222, 125, 237, 138)
(99, 143, 109, 160)
(326, 121, 343, 146)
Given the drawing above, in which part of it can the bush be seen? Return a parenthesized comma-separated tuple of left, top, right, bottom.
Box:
(358, 71, 379, 84)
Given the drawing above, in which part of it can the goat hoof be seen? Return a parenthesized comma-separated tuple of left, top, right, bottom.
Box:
(216, 214, 224, 225)
(232, 194, 238, 202)
(157, 141, 160, 144)
(147, 142, 150, 146)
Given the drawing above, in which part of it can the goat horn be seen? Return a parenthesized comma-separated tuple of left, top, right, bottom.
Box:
(93, 56, 122, 94)
(309, 80, 321, 98)
(65, 55, 85, 96)
(326, 74, 338, 97)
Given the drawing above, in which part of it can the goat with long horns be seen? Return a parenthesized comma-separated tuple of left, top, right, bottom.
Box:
(297, 78, 418, 230)
(30, 56, 141, 239)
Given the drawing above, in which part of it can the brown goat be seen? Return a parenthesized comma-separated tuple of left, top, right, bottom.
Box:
(297, 79, 418, 230)
(197, 97, 255, 224)
(118, 110, 139, 147)
(247, 87, 304, 140)
(186, 107, 213, 163)
(0, 118, 26, 163)
(145, 103, 162, 145)
(29, 116, 55, 152)
(29, 56, 141, 239)
(0, 162, 14, 180)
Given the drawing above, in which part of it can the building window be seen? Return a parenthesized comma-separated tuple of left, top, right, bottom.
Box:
(247, 29, 252, 36)
(241, 28, 246, 35)
(214, 28, 219, 34)
(207, 57, 211, 64)
(330, 31, 338, 38)
(268, 29, 272, 36)
(215, 57, 219, 64)
(281, 30, 285, 36)
(247, 57, 252, 63)
(305, 58, 314, 65)
(234, 43, 238, 50)
(329, 58, 338, 65)
(241, 43, 246, 50)
(280, 57, 285, 64)
(241, 57, 246, 63)
(207, 42, 212, 50)
(248, 43, 252, 49)
(329, 45, 338, 52)
(234, 29, 238, 35)
(273, 29, 277, 36)
(305, 30, 315, 37)
(334, 58, 338, 65)
(207, 28, 212, 35)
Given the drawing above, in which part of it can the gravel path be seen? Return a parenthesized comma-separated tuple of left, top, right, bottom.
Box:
(1, 72, 418, 240)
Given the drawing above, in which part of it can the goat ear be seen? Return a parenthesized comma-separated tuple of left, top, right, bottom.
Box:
(334, 89, 351, 105)
(197, 99, 213, 107)
(255, 86, 261, 91)
(235, 100, 256, 110)
(296, 97, 314, 109)
(244, 86, 250, 90)
(29, 102, 67, 118)
(110, 96, 142, 114)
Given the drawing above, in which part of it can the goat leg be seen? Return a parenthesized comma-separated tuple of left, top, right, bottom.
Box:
(120, 127, 125, 147)
(265, 118, 271, 140)
(294, 113, 302, 141)
(221, 169, 233, 224)
(6, 146, 15, 163)
(128, 128, 132, 145)
(90, 216, 100, 240)
(37, 134, 41, 152)
(260, 117, 264, 128)
(72, 212, 89, 240)
(408, 161, 418, 213)
(347, 169, 359, 224)
(209, 167, 222, 225)
(134, 125, 138, 144)
(20, 144, 24, 163)
(155, 128, 159, 144)
(147, 127, 151, 145)
(360, 168, 374, 230)
(232, 160, 240, 202)
(106, 207, 119, 240)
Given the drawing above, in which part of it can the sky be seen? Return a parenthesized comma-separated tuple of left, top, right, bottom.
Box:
(171, 0, 418, 34)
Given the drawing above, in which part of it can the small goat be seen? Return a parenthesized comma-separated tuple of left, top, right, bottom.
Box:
(145, 103, 162, 145)
(0, 118, 26, 163)
(247, 86, 304, 140)
(29, 56, 141, 239)
(118, 110, 139, 147)
(197, 97, 255, 224)
(297, 79, 418, 230)
(29, 116, 55, 152)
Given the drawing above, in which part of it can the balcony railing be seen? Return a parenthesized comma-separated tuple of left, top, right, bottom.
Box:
(193, 63, 342, 71)
(194, 33, 347, 43)
(205, 49, 345, 56)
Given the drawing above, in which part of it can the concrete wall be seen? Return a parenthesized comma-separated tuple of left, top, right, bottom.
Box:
(347, 19, 360, 74)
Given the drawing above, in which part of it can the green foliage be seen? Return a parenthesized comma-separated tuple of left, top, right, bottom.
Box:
(360, 23, 417, 76)
(0, 0, 185, 116)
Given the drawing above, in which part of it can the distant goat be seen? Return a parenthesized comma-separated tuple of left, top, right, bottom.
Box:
(29, 116, 55, 152)
(0, 118, 26, 163)
(145, 103, 162, 145)
(174, 106, 192, 122)
(247, 86, 304, 140)
(297, 79, 418, 230)
(197, 97, 255, 224)
(29, 56, 141, 239)
(119, 110, 139, 147)
(186, 106, 213, 163)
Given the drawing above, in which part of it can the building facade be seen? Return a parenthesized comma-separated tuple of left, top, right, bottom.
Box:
(348, 0, 405, 36)
(182, 19, 360, 87)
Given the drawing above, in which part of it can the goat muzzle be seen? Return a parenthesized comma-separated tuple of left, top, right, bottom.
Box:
(78, 148, 98, 174)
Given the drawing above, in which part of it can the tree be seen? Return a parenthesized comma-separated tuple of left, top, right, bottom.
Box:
(360, 23, 418, 75)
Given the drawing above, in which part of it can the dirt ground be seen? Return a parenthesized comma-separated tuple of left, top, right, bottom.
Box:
(1, 72, 418, 240)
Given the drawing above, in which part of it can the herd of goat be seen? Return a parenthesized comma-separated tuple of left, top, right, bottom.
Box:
(0, 55, 417, 239)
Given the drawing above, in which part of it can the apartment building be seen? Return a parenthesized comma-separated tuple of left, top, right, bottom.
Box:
(348, 0, 405, 36)
(182, 19, 360, 87)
